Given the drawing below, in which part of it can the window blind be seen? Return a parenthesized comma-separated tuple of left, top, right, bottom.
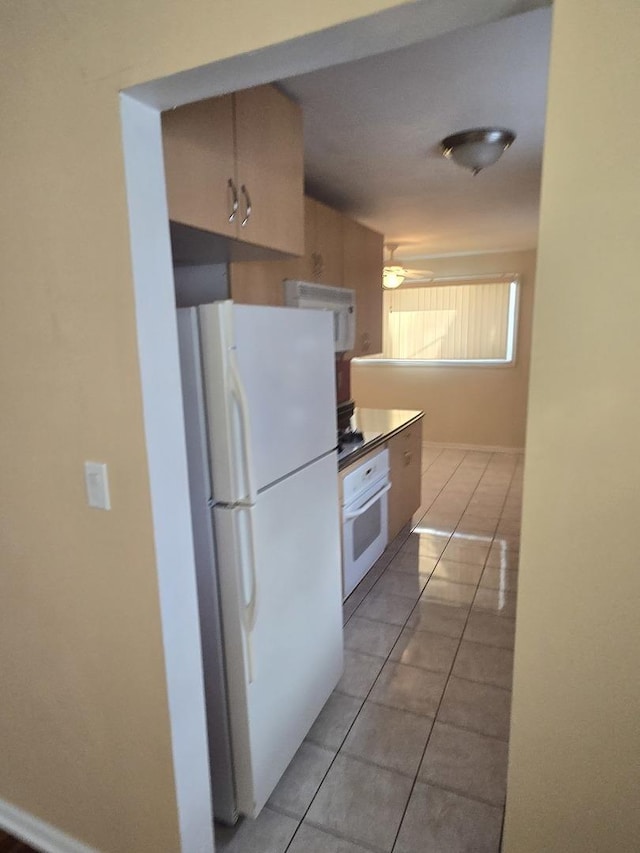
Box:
(382, 278, 517, 363)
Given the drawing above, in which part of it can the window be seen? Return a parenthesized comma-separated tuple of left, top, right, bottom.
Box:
(377, 275, 519, 366)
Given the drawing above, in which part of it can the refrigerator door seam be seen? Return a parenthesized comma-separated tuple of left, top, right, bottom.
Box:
(253, 447, 339, 495)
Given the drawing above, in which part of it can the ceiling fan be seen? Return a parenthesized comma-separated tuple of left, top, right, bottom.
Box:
(383, 243, 434, 289)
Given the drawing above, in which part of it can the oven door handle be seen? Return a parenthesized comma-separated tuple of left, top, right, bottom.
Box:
(344, 482, 391, 520)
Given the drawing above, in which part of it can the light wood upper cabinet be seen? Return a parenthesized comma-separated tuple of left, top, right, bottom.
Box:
(234, 86, 304, 255)
(162, 85, 304, 256)
(227, 257, 289, 307)
(229, 197, 312, 306)
(343, 218, 384, 356)
(162, 95, 236, 238)
(310, 199, 344, 287)
(388, 420, 423, 541)
(230, 196, 343, 305)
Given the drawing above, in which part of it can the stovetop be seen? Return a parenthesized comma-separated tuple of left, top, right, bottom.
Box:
(337, 429, 363, 461)
(337, 428, 382, 463)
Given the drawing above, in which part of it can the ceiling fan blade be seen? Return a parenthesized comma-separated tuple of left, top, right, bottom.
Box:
(403, 268, 434, 280)
(382, 244, 434, 285)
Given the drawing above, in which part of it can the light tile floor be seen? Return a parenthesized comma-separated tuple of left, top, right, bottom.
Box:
(216, 446, 522, 853)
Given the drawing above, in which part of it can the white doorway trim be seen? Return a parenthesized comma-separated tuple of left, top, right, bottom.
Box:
(120, 94, 215, 853)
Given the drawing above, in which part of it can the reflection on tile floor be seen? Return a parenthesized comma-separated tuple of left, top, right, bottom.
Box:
(217, 445, 522, 853)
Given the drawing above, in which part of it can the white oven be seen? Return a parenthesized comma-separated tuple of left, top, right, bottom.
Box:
(341, 448, 390, 599)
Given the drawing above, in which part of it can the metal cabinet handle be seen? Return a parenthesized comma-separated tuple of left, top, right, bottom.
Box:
(403, 451, 412, 467)
(228, 178, 238, 223)
(241, 184, 252, 227)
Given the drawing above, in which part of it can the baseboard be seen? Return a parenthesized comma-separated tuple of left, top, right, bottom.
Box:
(423, 441, 524, 454)
(0, 797, 98, 853)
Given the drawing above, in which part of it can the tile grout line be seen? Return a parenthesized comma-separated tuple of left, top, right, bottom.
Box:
(343, 609, 515, 648)
(337, 642, 513, 694)
(366, 449, 482, 598)
(411, 447, 481, 529)
(283, 451, 487, 852)
(419, 443, 444, 476)
(306, 703, 510, 750)
(387, 449, 499, 852)
(283, 449, 520, 853)
(342, 449, 468, 617)
(485, 455, 521, 853)
(430, 450, 520, 853)
(342, 446, 474, 628)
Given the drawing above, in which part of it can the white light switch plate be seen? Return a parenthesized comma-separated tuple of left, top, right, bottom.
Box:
(84, 461, 111, 510)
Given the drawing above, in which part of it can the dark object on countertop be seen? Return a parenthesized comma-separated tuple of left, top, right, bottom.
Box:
(337, 399, 355, 433)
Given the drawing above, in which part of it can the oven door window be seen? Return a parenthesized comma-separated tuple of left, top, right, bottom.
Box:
(352, 499, 382, 561)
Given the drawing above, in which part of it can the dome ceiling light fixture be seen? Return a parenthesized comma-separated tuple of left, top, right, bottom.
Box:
(441, 127, 516, 175)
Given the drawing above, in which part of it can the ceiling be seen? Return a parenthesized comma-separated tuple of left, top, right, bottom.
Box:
(279, 6, 551, 264)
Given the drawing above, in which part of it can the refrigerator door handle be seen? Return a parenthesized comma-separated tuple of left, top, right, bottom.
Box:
(228, 348, 257, 506)
(237, 506, 259, 683)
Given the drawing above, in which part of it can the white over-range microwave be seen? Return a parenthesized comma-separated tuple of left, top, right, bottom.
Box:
(283, 280, 356, 353)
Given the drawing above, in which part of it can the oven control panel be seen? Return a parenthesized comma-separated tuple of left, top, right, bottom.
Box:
(341, 448, 390, 506)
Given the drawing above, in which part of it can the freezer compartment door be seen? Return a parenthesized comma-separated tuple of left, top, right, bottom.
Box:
(214, 452, 343, 817)
(198, 301, 337, 503)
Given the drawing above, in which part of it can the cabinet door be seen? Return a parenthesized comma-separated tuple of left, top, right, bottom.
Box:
(388, 421, 423, 541)
(230, 197, 313, 306)
(230, 196, 348, 306)
(162, 95, 237, 237)
(229, 260, 288, 307)
(310, 199, 344, 286)
(234, 85, 304, 255)
(343, 218, 384, 356)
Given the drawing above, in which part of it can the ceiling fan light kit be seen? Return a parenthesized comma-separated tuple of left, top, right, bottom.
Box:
(383, 268, 405, 289)
(382, 243, 434, 289)
(441, 127, 516, 175)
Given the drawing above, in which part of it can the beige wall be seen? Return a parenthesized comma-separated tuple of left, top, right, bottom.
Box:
(0, 1, 417, 851)
(504, 1, 640, 851)
(351, 250, 536, 447)
(4, 0, 638, 851)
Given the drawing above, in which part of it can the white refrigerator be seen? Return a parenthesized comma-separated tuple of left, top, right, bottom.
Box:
(177, 300, 343, 824)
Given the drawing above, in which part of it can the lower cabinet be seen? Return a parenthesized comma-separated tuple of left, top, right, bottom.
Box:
(387, 419, 423, 541)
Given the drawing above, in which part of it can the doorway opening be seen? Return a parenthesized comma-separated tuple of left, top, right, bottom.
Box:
(119, 3, 551, 850)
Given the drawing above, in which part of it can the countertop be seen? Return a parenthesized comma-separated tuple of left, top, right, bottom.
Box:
(338, 408, 424, 471)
